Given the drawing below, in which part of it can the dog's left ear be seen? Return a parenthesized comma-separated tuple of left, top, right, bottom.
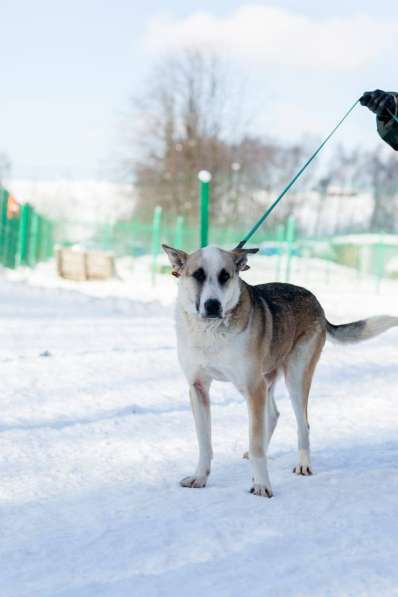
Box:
(231, 248, 259, 272)
(162, 244, 188, 277)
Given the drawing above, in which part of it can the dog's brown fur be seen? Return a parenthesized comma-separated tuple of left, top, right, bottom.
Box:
(163, 244, 398, 496)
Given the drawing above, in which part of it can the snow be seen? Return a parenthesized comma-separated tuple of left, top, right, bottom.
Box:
(4, 256, 178, 307)
(1, 259, 398, 597)
(331, 233, 398, 246)
(5, 252, 398, 307)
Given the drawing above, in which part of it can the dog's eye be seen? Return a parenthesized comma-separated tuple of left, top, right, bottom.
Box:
(192, 268, 206, 283)
(218, 269, 230, 285)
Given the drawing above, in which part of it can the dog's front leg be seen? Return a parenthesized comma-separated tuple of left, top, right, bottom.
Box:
(246, 379, 273, 498)
(180, 379, 213, 489)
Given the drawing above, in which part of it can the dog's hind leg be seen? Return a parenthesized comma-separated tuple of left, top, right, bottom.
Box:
(284, 330, 325, 476)
(242, 371, 279, 460)
(180, 379, 213, 489)
(265, 370, 280, 449)
(246, 378, 273, 497)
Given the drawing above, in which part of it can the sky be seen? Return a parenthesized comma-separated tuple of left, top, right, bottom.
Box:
(0, 0, 397, 181)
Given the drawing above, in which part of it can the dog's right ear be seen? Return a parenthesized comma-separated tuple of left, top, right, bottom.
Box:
(162, 244, 188, 277)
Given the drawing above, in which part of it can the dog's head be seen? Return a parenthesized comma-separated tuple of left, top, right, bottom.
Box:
(162, 244, 258, 319)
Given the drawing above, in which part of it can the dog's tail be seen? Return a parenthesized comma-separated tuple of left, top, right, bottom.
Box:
(326, 315, 398, 344)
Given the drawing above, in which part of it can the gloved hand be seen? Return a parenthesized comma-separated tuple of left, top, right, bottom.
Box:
(360, 90, 397, 122)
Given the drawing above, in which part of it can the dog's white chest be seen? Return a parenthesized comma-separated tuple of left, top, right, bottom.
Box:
(176, 313, 248, 384)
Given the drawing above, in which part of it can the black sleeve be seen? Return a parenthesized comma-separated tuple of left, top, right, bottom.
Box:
(377, 94, 398, 150)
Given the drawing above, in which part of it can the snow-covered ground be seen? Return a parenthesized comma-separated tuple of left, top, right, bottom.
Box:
(1, 259, 398, 597)
(5, 252, 398, 308)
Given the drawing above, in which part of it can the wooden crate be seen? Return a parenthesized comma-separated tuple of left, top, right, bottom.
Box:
(56, 248, 115, 281)
(86, 251, 115, 280)
(56, 248, 87, 281)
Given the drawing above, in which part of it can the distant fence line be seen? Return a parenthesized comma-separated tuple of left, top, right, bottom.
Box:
(0, 187, 54, 269)
(55, 207, 395, 284)
(54, 214, 276, 256)
(0, 189, 396, 288)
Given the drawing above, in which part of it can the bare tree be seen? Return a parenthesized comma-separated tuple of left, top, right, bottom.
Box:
(128, 50, 244, 221)
(311, 176, 331, 236)
(322, 145, 365, 234)
(126, 49, 319, 228)
(230, 136, 317, 228)
(365, 149, 398, 232)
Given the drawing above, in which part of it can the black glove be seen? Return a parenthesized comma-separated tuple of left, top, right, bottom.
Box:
(360, 89, 397, 122)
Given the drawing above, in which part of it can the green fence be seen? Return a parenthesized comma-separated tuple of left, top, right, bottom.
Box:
(0, 187, 54, 269)
(95, 218, 277, 257)
(54, 210, 395, 282)
(55, 216, 278, 257)
(2, 180, 394, 286)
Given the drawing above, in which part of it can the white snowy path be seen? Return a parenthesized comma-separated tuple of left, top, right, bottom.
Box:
(1, 279, 398, 597)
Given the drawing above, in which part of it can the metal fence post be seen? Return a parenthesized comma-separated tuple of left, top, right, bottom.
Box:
(17, 204, 30, 266)
(38, 215, 46, 262)
(174, 216, 184, 249)
(28, 209, 39, 267)
(198, 171, 211, 247)
(40, 217, 48, 261)
(151, 206, 162, 286)
(102, 223, 113, 251)
(275, 224, 285, 281)
(47, 220, 54, 258)
(0, 189, 8, 265)
(6, 215, 20, 269)
(284, 216, 296, 282)
(37, 214, 44, 262)
(375, 234, 385, 294)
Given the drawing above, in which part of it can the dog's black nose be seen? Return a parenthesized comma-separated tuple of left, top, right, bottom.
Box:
(204, 299, 221, 318)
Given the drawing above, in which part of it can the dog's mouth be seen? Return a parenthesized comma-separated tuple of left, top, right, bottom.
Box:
(197, 308, 223, 320)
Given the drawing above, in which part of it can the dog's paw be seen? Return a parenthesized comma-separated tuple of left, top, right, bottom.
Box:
(293, 450, 313, 476)
(292, 464, 313, 476)
(249, 484, 273, 498)
(180, 475, 208, 488)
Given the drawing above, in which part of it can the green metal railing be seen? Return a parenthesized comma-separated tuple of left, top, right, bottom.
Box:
(2, 173, 395, 290)
(56, 216, 277, 258)
(0, 187, 54, 269)
(56, 210, 394, 288)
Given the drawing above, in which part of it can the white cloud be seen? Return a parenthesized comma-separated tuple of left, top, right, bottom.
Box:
(144, 5, 397, 71)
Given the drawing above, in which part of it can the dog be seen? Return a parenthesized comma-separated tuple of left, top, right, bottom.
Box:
(163, 244, 398, 497)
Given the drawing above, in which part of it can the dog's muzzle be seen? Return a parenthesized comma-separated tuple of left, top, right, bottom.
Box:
(203, 299, 222, 319)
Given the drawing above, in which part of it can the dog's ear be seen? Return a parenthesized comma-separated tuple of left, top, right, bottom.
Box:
(162, 244, 188, 277)
(231, 248, 259, 272)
